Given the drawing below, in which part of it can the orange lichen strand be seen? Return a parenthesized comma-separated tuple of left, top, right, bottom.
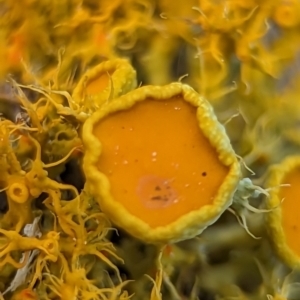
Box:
(93, 97, 229, 228)
(85, 72, 112, 95)
(279, 167, 300, 256)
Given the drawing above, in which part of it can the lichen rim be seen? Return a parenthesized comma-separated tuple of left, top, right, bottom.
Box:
(266, 155, 300, 268)
(83, 82, 241, 243)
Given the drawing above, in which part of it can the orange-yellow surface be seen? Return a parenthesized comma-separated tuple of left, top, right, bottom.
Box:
(93, 97, 229, 228)
(86, 73, 111, 95)
(280, 167, 300, 256)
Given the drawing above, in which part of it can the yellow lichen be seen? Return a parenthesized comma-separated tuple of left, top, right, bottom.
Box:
(83, 82, 241, 243)
(266, 156, 300, 268)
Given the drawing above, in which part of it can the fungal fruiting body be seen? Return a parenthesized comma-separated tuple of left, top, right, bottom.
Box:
(83, 83, 241, 243)
(94, 97, 228, 227)
(72, 58, 137, 113)
(266, 156, 300, 267)
(272, 0, 300, 29)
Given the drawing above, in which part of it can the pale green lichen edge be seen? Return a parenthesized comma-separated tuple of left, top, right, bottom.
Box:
(83, 82, 241, 244)
(266, 156, 300, 268)
(72, 58, 137, 106)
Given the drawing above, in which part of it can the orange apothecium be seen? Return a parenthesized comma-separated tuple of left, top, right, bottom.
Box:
(83, 83, 241, 243)
(266, 156, 300, 267)
(72, 58, 137, 112)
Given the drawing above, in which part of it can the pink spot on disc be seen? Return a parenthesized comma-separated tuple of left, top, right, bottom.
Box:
(136, 175, 179, 209)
